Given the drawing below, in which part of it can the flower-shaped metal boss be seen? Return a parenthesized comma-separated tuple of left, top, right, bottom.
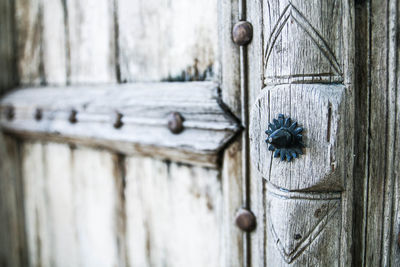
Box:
(265, 114, 305, 161)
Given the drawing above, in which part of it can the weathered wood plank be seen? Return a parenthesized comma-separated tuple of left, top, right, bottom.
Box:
(0, 0, 16, 94)
(0, 82, 240, 167)
(117, 0, 219, 83)
(71, 147, 119, 267)
(0, 134, 26, 267)
(67, 0, 116, 83)
(364, 0, 400, 266)
(41, 0, 67, 85)
(247, 0, 267, 265)
(219, 0, 241, 117)
(21, 142, 121, 267)
(124, 157, 222, 267)
(15, 0, 42, 85)
(364, 0, 389, 265)
(221, 140, 243, 267)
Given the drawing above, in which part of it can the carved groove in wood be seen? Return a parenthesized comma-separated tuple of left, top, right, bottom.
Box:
(263, 1, 343, 85)
(266, 184, 341, 264)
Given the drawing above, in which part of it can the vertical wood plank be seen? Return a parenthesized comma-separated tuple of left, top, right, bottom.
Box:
(41, 0, 67, 85)
(21, 141, 52, 267)
(71, 147, 119, 267)
(21, 142, 120, 267)
(364, 0, 389, 265)
(67, 0, 116, 83)
(0, 134, 26, 267)
(125, 157, 222, 267)
(219, 0, 240, 117)
(0, 0, 16, 93)
(247, 0, 266, 265)
(117, 0, 219, 82)
(221, 141, 244, 267)
(15, 0, 43, 85)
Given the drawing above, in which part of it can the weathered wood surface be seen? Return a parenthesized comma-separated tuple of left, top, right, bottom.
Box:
(118, 0, 219, 83)
(360, 0, 400, 266)
(124, 157, 223, 267)
(0, 134, 27, 267)
(0, 82, 240, 167)
(0, 0, 16, 94)
(22, 142, 120, 267)
(250, 84, 348, 191)
(13, 0, 220, 85)
(67, 0, 116, 83)
(248, 0, 354, 265)
(19, 141, 226, 267)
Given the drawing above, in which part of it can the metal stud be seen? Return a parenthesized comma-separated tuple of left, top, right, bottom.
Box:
(167, 112, 184, 134)
(5, 106, 14, 121)
(35, 108, 43, 121)
(232, 21, 253, 46)
(235, 208, 256, 232)
(113, 112, 124, 129)
(69, 109, 78, 124)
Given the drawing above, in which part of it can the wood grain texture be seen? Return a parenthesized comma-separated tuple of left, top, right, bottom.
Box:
(0, 0, 16, 94)
(117, 0, 218, 83)
(0, 82, 240, 167)
(21, 142, 121, 267)
(363, 0, 400, 266)
(221, 140, 244, 267)
(0, 134, 26, 267)
(219, 0, 241, 117)
(250, 84, 348, 191)
(263, 0, 344, 85)
(265, 184, 341, 266)
(246, 0, 267, 265)
(248, 0, 354, 265)
(15, 0, 42, 85)
(67, 0, 116, 83)
(124, 156, 223, 267)
(41, 0, 67, 84)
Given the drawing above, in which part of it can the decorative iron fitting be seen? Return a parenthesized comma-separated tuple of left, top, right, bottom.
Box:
(265, 114, 304, 161)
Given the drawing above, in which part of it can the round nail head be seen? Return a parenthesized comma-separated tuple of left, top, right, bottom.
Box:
(69, 109, 78, 124)
(168, 112, 184, 134)
(232, 21, 253, 46)
(113, 112, 123, 129)
(5, 106, 14, 121)
(35, 108, 43, 121)
(235, 208, 256, 232)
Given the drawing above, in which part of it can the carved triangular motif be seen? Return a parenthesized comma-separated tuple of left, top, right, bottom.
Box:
(264, 3, 343, 84)
(267, 189, 340, 264)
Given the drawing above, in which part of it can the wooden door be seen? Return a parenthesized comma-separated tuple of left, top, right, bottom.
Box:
(1, 0, 400, 267)
(0, 0, 245, 267)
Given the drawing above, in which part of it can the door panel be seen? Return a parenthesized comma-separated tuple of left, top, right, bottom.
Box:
(0, 0, 244, 267)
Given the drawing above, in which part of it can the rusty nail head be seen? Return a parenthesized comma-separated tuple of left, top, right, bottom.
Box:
(113, 112, 124, 129)
(69, 109, 78, 124)
(232, 21, 253, 46)
(235, 208, 256, 232)
(35, 108, 43, 121)
(168, 112, 184, 134)
(5, 106, 15, 121)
